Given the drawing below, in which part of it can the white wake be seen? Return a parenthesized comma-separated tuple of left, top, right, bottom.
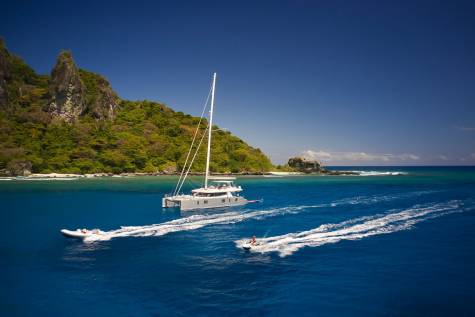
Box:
(83, 206, 304, 242)
(235, 200, 466, 257)
(352, 171, 408, 176)
(79, 190, 438, 243)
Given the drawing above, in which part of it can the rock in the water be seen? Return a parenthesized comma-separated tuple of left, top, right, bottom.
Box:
(287, 156, 361, 175)
(48, 51, 87, 122)
(288, 157, 323, 173)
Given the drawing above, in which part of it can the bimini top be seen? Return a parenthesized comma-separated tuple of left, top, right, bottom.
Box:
(208, 176, 236, 180)
(191, 184, 242, 194)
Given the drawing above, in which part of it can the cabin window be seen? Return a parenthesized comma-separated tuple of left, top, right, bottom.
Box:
(197, 201, 199, 205)
(222, 199, 225, 203)
(235, 198, 238, 202)
(204, 200, 208, 204)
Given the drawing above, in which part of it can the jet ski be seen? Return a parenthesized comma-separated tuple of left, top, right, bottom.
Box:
(61, 228, 104, 240)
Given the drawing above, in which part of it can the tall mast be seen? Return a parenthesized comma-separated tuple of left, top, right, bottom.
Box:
(204, 72, 217, 188)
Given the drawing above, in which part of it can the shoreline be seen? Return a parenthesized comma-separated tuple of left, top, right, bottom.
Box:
(0, 169, 410, 180)
(22, 171, 306, 178)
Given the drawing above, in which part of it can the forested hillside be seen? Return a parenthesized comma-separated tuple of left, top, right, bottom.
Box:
(0, 39, 273, 175)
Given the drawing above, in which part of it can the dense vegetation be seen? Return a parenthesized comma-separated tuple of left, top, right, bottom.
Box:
(0, 41, 273, 175)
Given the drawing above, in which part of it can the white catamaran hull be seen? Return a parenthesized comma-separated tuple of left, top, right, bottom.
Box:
(163, 195, 247, 211)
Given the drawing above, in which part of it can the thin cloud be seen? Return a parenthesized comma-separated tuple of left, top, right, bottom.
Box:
(456, 126, 475, 131)
(459, 153, 475, 162)
(397, 153, 420, 160)
(301, 150, 420, 163)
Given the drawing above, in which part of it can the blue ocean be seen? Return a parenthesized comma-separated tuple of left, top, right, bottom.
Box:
(1, 167, 475, 316)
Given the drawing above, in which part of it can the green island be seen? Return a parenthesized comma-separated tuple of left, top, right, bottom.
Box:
(0, 39, 276, 176)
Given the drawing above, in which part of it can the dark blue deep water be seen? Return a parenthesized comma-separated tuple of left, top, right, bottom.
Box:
(1, 167, 475, 316)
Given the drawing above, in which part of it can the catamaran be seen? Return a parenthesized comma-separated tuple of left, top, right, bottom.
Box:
(162, 73, 248, 211)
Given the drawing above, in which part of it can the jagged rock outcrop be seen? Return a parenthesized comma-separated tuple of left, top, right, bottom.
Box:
(2, 42, 119, 121)
(47, 51, 119, 121)
(48, 51, 87, 122)
(91, 78, 119, 120)
(79, 69, 119, 120)
(288, 157, 323, 173)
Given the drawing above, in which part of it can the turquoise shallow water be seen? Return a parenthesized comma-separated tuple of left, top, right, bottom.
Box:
(1, 166, 475, 316)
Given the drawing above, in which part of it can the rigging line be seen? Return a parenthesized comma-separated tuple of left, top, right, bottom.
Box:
(173, 112, 206, 196)
(173, 81, 212, 195)
(176, 125, 208, 195)
(173, 83, 212, 196)
(176, 126, 208, 195)
(186, 176, 202, 189)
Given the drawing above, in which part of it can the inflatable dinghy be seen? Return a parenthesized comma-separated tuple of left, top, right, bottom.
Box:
(241, 241, 260, 250)
(61, 228, 104, 240)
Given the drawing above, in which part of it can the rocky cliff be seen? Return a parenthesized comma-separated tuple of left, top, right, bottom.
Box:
(48, 51, 119, 121)
(79, 69, 119, 120)
(47, 51, 87, 121)
(0, 40, 118, 120)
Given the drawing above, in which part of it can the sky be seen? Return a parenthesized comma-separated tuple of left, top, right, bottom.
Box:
(1, 0, 475, 165)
